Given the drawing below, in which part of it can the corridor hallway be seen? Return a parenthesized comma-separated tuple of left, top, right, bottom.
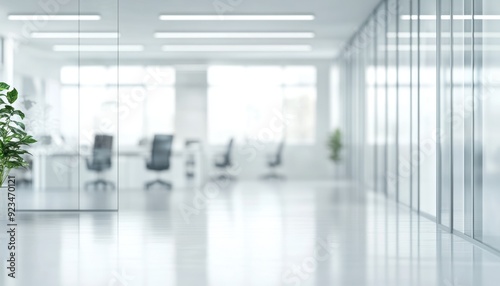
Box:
(1, 181, 498, 285)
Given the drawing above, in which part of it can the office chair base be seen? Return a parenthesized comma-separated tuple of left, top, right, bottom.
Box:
(17, 178, 33, 187)
(211, 174, 237, 181)
(145, 179, 172, 190)
(85, 179, 115, 190)
(261, 173, 286, 180)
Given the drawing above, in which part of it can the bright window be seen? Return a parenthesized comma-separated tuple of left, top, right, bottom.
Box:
(207, 66, 316, 145)
(60, 66, 175, 146)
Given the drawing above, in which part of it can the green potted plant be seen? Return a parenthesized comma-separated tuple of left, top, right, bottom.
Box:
(328, 128, 343, 178)
(0, 82, 37, 186)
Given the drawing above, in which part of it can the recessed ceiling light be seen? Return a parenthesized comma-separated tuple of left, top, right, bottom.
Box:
(474, 15, 500, 20)
(387, 32, 437, 38)
(401, 15, 500, 20)
(400, 15, 437, 20)
(31, 32, 120, 39)
(383, 44, 500, 52)
(53, 45, 144, 52)
(8, 15, 101, 21)
(387, 32, 500, 38)
(161, 45, 312, 52)
(159, 15, 315, 21)
(154, 32, 315, 39)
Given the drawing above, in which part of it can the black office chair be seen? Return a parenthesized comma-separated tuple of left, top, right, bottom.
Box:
(262, 140, 285, 180)
(185, 139, 201, 181)
(17, 156, 33, 187)
(145, 135, 174, 190)
(85, 135, 115, 190)
(213, 138, 236, 180)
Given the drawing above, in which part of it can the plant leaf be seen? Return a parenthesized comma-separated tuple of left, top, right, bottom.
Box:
(0, 82, 10, 91)
(11, 126, 27, 136)
(13, 110, 25, 119)
(6, 89, 18, 104)
(22, 136, 37, 144)
(0, 108, 13, 115)
(12, 121, 26, 130)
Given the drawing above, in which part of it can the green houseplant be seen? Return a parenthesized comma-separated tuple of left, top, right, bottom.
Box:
(328, 128, 343, 164)
(0, 82, 37, 186)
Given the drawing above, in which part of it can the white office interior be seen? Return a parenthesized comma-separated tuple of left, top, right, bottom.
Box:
(1, 0, 500, 285)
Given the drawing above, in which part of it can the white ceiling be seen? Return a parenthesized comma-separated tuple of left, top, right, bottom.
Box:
(0, 0, 380, 61)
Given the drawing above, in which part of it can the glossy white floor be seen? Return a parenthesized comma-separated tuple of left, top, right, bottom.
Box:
(1, 181, 500, 286)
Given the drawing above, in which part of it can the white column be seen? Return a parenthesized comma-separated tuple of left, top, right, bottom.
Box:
(1, 37, 15, 85)
(175, 66, 209, 185)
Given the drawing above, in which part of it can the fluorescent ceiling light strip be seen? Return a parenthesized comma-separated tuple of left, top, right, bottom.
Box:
(401, 15, 500, 20)
(31, 32, 120, 39)
(388, 32, 500, 38)
(53, 45, 144, 52)
(8, 15, 101, 21)
(475, 15, 500, 20)
(159, 15, 315, 21)
(400, 15, 438, 20)
(154, 32, 315, 38)
(384, 44, 500, 51)
(161, 45, 312, 52)
(387, 32, 437, 38)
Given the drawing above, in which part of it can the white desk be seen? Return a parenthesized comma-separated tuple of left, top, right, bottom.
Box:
(31, 147, 206, 190)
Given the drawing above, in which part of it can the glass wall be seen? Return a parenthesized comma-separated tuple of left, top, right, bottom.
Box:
(337, 0, 500, 252)
(440, 0, 453, 228)
(365, 18, 377, 191)
(10, 0, 121, 211)
(376, 4, 387, 194)
(398, 0, 412, 207)
(478, 0, 500, 250)
(387, 0, 398, 199)
(419, 0, 437, 217)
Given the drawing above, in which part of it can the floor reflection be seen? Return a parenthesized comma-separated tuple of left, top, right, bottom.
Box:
(1, 181, 499, 285)
(17, 187, 118, 210)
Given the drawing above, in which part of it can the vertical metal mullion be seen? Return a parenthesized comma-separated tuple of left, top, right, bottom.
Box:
(350, 56, 353, 179)
(395, 0, 400, 202)
(471, 0, 476, 239)
(436, 0, 442, 225)
(409, 0, 413, 210)
(78, 0, 81, 210)
(360, 44, 366, 188)
(116, 0, 120, 211)
(384, 0, 389, 197)
(449, 0, 455, 231)
(374, 16, 379, 193)
(417, 0, 421, 212)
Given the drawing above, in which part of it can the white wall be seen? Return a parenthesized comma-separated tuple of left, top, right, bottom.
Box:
(175, 67, 208, 146)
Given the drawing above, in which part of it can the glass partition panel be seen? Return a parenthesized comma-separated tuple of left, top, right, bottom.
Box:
(463, 0, 474, 236)
(398, 0, 412, 207)
(411, 0, 420, 209)
(11, 0, 81, 210)
(440, 0, 453, 228)
(452, 0, 468, 234)
(365, 19, 376, 191)
(386, 0, 398, 199)
(376, 3, 387, 194)
(419, 0, 437, 217)
(78, 0, 119, 210)
(478, 0, 500, 249)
